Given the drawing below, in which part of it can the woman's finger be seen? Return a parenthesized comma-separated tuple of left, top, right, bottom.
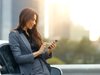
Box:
(49, 43, 56, 49)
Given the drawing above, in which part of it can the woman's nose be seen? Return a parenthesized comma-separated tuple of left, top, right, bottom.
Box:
(33, 20, 36, 25)
(34, 21, 36, 24)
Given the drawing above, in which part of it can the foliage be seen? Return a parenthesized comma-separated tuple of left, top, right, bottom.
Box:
(47, 57, 65, 64)
(51, 37, 99, 64)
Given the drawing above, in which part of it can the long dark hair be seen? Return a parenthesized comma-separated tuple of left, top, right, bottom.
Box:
(15, 8, 42, 48)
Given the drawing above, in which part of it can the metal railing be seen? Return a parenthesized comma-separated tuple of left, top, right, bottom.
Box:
(52, 64, 100, 75)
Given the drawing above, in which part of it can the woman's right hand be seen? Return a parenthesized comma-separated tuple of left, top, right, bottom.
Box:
(38, 42, 47, 54)
(32, 42, 47, 57)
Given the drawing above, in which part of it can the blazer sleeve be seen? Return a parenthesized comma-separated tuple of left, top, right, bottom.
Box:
(41, 48, 52, 60)
(9, 31, 35, 64)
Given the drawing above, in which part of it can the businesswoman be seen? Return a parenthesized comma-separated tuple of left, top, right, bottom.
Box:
(9, 8, 56, 75)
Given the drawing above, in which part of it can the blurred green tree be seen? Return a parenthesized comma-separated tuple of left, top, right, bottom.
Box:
(47, 57, 65, 64)
(51, 37, 99, 64)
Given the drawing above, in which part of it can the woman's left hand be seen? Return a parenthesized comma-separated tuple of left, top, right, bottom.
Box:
(48, 41, 57, 50)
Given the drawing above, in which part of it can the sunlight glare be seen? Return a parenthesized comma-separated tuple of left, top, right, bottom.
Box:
(69, 0, 100, 41)
(44, 0, 100, 41)
(44, 0, 49, 39)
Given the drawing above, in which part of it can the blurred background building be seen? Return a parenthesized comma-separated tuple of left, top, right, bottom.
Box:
(0, 0, 90, 41)
(70, 25, 89, 41)
(0, 0, 44, 40)
(48, 3, 71, 40)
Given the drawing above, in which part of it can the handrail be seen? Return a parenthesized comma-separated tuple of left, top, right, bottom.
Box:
(0, 40, 8, 44)
(51, 64, 100, 69)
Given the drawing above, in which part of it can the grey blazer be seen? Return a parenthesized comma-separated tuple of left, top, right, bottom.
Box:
(9, 30, 52, 75)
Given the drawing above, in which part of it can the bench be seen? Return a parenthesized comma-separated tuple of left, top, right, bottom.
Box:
(0, 43, 62, 75)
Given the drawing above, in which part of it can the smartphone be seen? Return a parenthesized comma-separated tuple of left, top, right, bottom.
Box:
(54, 40, 58, 42)
(48, 40, 58, 49)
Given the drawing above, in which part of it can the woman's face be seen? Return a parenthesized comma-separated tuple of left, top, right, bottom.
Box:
(26, 14, 37, 30)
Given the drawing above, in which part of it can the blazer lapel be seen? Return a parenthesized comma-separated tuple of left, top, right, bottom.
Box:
(19, 32, 32, 52)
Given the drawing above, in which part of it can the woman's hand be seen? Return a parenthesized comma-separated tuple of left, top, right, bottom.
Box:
(32, 42, 47, 57)
(38, 42, 47, 54)
(47, 41, 57, 54)
(48, 41, 57, 50)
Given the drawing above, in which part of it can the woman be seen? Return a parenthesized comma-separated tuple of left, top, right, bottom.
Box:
(9, 8, 56, 75)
